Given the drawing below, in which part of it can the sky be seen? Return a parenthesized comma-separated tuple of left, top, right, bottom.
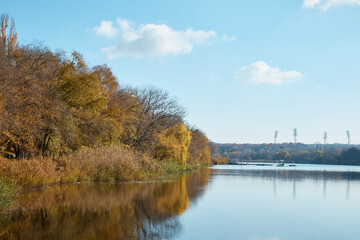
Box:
(2, 0, 360, 144)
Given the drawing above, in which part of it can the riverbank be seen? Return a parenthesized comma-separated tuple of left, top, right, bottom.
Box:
(0, 145, 211, 214)
(0, 145, 200, 186)
(0, 168, 212, 239)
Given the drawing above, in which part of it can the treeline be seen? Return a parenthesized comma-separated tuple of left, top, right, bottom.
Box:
(217, 142, 360, 166)
(0, 14, 214, 173)
(273, 148, 360, 165)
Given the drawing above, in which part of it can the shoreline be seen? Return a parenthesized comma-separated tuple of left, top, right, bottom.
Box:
(0, 161, 210, 215)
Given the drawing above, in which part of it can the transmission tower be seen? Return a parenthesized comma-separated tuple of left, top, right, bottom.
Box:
(347, 130, 351, 145)
(274, 130, 278, 144)
(294, 128, 297, 144)
(324, 132, 327, 145)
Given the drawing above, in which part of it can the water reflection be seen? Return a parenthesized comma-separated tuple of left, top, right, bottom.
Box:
(3, 166, 360, 240)
(211, 166, 360, 201)
(210, 167, 360, 181)
(175, 165, 360, 240)
(0, 169, 211, 240)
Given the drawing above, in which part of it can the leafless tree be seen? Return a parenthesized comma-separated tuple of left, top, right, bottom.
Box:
(125, 86, 185, 153)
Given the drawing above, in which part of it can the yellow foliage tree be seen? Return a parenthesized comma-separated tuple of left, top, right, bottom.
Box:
(154, 124, 191, 169)
(187, 128, 211, 164)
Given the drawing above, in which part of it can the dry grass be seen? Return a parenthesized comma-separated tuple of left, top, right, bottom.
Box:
(0, 157, 59, 186)
(0, 145, 164, 186)
(62, 145, 161, 182)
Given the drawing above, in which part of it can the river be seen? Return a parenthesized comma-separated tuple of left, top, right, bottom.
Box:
(1, 164, 360, 240)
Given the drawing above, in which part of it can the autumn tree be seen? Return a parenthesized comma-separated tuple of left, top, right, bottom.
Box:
(0, 13, 205, 166)
(187, 128, 211, 164)
(0, 14, 17, 57)
(0, 14, 20, 155)
(0, 44, 53, 157)
(154, 123, 191, 169)
(0, 44, 111, 156)
(122, 86, 185, 154)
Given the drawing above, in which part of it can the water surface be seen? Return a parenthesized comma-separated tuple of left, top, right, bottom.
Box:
(1, 164, 360, 240)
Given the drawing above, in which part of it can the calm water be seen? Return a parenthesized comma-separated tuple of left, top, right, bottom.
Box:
(1, 164, 360, 240)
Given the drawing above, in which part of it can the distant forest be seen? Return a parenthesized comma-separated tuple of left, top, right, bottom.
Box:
(214, 143, 360, 165)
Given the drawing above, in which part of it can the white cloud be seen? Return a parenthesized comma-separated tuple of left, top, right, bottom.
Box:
(93, 18, 216, 59)
(303, 0, 360, 10)
(235, 61, 302, 85)
(116, 18, 132, 31)
(221, 34, 237, 42)
(93, 21, 119, 38)
(303, 0, 323, 8)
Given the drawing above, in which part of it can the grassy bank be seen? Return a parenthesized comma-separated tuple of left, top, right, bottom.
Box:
(0, 144, 215, 216)
(0, 145, 206, 187)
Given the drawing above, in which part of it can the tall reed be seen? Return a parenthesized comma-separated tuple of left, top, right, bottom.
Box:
(0, 145, 163, 186)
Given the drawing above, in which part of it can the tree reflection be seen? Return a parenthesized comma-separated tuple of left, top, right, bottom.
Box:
(211, 168, 360, 182)
(212, 168, 360, 201)
(0, 170, 210, 240)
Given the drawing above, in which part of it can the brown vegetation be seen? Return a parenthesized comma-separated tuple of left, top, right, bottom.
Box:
(0, 145, 163, 186)
(0, 14, 228, 189)
(187, 128, 211, 165)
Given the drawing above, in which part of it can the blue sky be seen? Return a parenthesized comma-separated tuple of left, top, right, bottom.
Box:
(3, 0, 360, 144)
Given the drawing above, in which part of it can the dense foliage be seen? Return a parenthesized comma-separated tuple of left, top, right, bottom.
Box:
(0, 13, 215, 185)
